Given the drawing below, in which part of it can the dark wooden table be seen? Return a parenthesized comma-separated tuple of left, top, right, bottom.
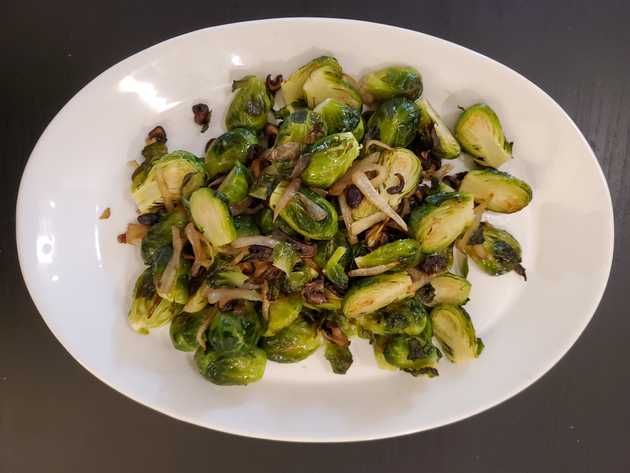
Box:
(3, 1, 629, 471)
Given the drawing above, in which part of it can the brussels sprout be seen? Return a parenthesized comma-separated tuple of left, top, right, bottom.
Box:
(415, 98, 461, 159)
(366, 97, 419, 148)
(273, 99, 308, 120)
(342, 271, 413, 318)
(132, 142, 169, 191)
(217, 162, 251, 204)
(284, 266, 319, 294)
(255, 207, 298, 237)
(314, 98, 362, 137)
(195, 346, 266, 385)
(206, 305, 264, 352)
(170, 309, 212, 352)
(211, 267, 249, 288)
(183, 281, 210, 314)
(248, 158, 294, 200)
(261, 317, 323, 363)
(325, 342, 353, 374)
(459, 169, 532, 213)
(276, 110, 327, 146)
(409, 192, 475, 253)
(272, 242, 300, 275)
(128, 268, 180, 334)
(151, 246, 190, 304)
(141, 209, 188, 264)
(352, 116, 365, 142)
(454, 103, 513, 168)
(383, 334, 441, 377)
(233, 214, 260, 238)
(225, 75, 273, 131)
(269, 182, 338, 240)
(360, 66, 423, 102)
(205, 128, 259, 178)
(417, 273, 471, 307)
(265, 295, 304, 336)
(303, 65, 362, 110)
(314, 231, 350, 269)
(354, 239, 421, 269)
(431, 304, 483, 362)
(302, 132, 360, 188)
(190, 188, 236, 247)
(356, 297, 428, 336)
(323, 246, 349, 290)
(131, 151, 205, 213)
(281, 56, 342, 105)
(463, 222, 523, 276)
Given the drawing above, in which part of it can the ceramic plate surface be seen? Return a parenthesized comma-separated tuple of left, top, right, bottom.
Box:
(16, 18, 614, 442)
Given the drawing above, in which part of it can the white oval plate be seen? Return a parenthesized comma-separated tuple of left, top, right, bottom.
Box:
(17, 18, 614, 442)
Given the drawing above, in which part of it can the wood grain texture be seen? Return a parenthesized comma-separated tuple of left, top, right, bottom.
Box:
(1, 1, 629, 472)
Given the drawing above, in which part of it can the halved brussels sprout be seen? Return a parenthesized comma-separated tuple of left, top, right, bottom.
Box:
(302, 132, 360, 188)
(265, 295, 304, 337)
(459, 169, 532, 213)
(269, 182, 338, 240)
(416, 98, 461, 159)
(261, 317, 323, 363)
(366, 97, 419, 148)
(141, 208, 188, 264)
(355, 297, 428, 336)
(303, 65, 362, 110)
(454, 103, 513, 168)
(417, 273, 471, 307)
(325, 342, 353, 374)
(195, 346, 266, 385)
(342, 271, 413, 318)
(233, 214, 260, 238)
(360, 66, 423, 102)
(152, 246, 190, 304)
(205, 128, 259, 178)
(217, 162, 251, 204)
(383, 334, 441, 377)
(132, 151, 205, 213)
(128, 268, 181, 334)
(132, 142, 168, 191)
(190, 188, 236, 247)
(276, 110, 327, 146)
(431, 304, 483, 362)
(463, 222, 523, 276)
(409, 192, 475, 253)
(314, 98, 362, 138)
(354, 239, 421, 269)
(225, 75, 273, 131)
(281, 56, 342, 105)
(206, 305, 264, 353)
(322, 246, 349, 290)
(170, 309, 211, 352)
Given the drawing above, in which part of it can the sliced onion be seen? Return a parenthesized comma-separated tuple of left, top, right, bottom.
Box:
(290, 154, 312, 179)
(273, 177, 300, 222)
(195, 308, 216, 349)
(352, 171, 408, 231)
(261, 281, 270, 321)
(208, 175, 226, 188)
(296, 192, 327, 221)
(158, 227, 183, 295)
(365, 218, 389, 248)
(458, 200, 488, 248)
(350, 211, 387, 235)
(338, 195, 358, 245)
(230, 249, 250, 265)
(185, 222, 213, 276)
(207, 288, 262, 305)
(231, 236, 280, 249)
(328, 153, 380, 196)
(124, 223, 149, 245)
(229, 196, 254, 216)
(364, 140, 393, 153)
(155, 167, 174, 211)
(348, 262, 399, 277)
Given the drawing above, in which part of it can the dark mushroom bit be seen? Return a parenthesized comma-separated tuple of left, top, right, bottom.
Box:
(123, 55, 532, 385)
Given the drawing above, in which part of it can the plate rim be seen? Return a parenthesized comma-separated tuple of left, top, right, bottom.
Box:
(16, 17, 615, 442)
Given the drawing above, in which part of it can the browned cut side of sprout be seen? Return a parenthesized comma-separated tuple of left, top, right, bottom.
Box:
(207, 288, 262, 305)
(158, 227, 183, 295)
(231, 236, 281, 249)
(273, 178, 301, 222)
(185, 222, 214, 276)
(348, 262, 400, 277)
(338, 194, 358, 245)
(196, 308, 216, 349)
(350, 211, 387, 236)
(328, 153, 380, 196)
(352, 171, 408, 231)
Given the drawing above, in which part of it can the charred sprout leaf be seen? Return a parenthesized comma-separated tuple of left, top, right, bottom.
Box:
(342, 271, 413, 318)
(225, 75, 273, 131)
(262, 317, 323, 363)
(354, 239, 421, 269)
(418, 273, 471, 307)
(323, 247, 349, 290)
(360, 66, 423, 102)
(325, 341, 353, 374)
(459, 169, 532, 213)
(170, 309, 211, 352)
(128, 268, 181, 334)
(431, 304, 483, 362)
(190, 188, 237, 247)
(303, 65, 362, 110)
(383, 333, 441, 377)
(281, 56, 342, 105)
(195, 346, 266, 385)
(132, 151, 205, 213)
(463, 222, 524, 276)
(276, 110, 327, 146)
(415, 98, 461, 159)
(408, 192, 475, 253)
(366, 97, 419, 148)
(233, 214, 260, 238)
(207, 304, 264, 352)
(314, 98, 363, 140)
(140, 208, 188, 264)
(265, 295, 304, 336)
(217, 162, 251, 204)
(302, 132, 360, 188)
(419, 253, 449, 274)
(205, 128, 259, 178)
(356, 297, 428, 336)
(454, 103, 513, 168)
